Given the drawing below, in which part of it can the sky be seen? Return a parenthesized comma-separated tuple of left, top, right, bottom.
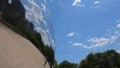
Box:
(47, 0, 120, 64)
(20, 0, 120, 64)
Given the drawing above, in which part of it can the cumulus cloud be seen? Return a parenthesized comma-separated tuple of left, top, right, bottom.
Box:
(117, 50, 120, 53)
(90, 0, 101, 9)
(71, 22, 120, 49)
(71, 37, 110, 49)
(116, 23, 120, 29)
(88, 37, 109, 43)
(89, 0, 109, 11)
(72, 36, 119, 49)
(72, 42, 83, 46)
(93, 1, 100, 5)
(67, 32, 75, 37)
(72, 0, 85, 7)
(84, 37, 110, 49)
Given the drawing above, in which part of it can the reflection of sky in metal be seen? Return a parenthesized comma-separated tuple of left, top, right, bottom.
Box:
(20, 0, 54, 47)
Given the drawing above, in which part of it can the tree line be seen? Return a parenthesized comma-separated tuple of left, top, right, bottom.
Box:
(54, 49, 120, 68)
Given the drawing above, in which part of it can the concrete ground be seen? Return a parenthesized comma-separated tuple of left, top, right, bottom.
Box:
(0, 23, 50, 68)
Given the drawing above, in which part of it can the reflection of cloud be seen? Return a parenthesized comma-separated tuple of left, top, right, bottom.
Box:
(23, 0, 54, 46)
(36, 27, 49, 45)
(41, 3, 47, 12)
(72, 0, 85, 7)
(24, 0, 47, 26)
(71, 22, 120, 49)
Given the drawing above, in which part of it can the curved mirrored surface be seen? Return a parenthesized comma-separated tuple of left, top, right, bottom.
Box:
(7, 0, 54, 47)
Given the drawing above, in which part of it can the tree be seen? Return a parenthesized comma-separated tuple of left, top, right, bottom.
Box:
(79, 50, 120, 68)
(59, 61, 77, 68)
(54, 60, 59, 68)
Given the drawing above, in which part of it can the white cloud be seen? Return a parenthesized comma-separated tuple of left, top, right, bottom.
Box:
(90, 0, 102, 9)
(93, 1, 100, 4)
(110, 36, 118, 44)
(116, 23, 120, 29)
(72, 0, 81, 6)
(88, 37, 110, 44)
(117, 50, 120, 53)
(72, 42, 83, 46)
(72, 0, 85, 7)
(67, 32, 75, 37)
(85, 37, 110, 49)
(71, 21, 120, 49)
(72, 37, 111, 49)
(81, 34, 120, 49)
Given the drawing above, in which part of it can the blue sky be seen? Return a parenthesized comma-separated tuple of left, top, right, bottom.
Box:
(48, 0, 120, 64)
(21, 0, 120, 64)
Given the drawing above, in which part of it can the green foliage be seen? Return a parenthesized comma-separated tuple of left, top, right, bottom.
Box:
(43, 46, 54, 67)
(59, 61, 77, 68)
(79, 50, 120, 68)
(54, 60, 60, 68)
